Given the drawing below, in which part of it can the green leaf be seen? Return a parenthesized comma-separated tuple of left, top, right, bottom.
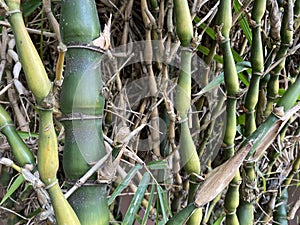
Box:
(232, 48, 244, 62)
(157, 185, 168, 223)
(199, 22, 216, 40)
(213, 214, 226, 225)
(194, 61, 251, 96)
(233, 0, 252, 45)
(237, 114, 246, 125)
(134, 215, 143, 224)
(108, 164, 142, 205)
(0, 174, 24, 205)
(165, 203, 197, 225)
(193, 16, 216, 40)
(147, 160, 168, 170)
(141, 182, 155, 225)
(122, 172, 151, 225)
(197, 45, 223, 64)
(21, 0, 42, 18)
(17, 131, 39, 139)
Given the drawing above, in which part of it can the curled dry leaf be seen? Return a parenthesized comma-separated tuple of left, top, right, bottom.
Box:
(194, 143, 252, 207)
(267, 0, 281, 41)
(251, 102, 300, 161)
(92, 14, 112, 50)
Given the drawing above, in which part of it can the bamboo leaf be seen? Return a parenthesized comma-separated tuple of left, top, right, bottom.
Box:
(157, 184, 170, 223)
(147, 160, 168, 170)
(108, 164, 143, 205)
(194, 143, 252, 207)
(122, 172, 151, 225)
(141, 182, 155, 225)
(250, 103, 300, 161)
(165, 203, 197, 225)
(197, 21, 216, 40)
(232, 48, 244, 62)
(194, 61, 251, 96)
(17, 131, 39, 139)
(213, 214, 226, 225)
(21, 0, 42, 18)
(134, 215, 143, 224)
(0, 174, 24, 205)
(233, 0, 252, 45)
(197, 45, 223, 63)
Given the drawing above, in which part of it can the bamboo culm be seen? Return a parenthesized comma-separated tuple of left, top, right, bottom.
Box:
(60, 0, 109, 224)
(0, 105, 34, 166)
(173, 0, 202, 224)
(238, 1, 266, 224)
(273, 189, 288, 225)
(215, 0, 241, 224)
(265, 0, 294, 116)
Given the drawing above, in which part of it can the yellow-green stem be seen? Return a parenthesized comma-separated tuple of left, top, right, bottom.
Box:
(239, 1, 266, 224)
(47, 183, 81, 225)
(6, 0, 51, 104)
(216, 0, 240, 223)
(265, 0, 294, 116)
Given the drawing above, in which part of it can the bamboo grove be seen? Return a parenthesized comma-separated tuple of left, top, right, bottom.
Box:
(0, 0, 299, 225)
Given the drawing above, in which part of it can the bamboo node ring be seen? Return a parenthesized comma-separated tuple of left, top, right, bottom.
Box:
(244, 108, 255, 114)
(0, 123, 14, 132)
(181, 46, 193, 53)
(253, 71, 263, 77)
(177, 117, 188, 124)
(67, 43, 105, 54)
(224, 208, 236, 215)
(44, 179, 58, 190)
(6, 9, 21, 17)
(217, 36, 229, 45)
(251, 22, 262, 28)
(222, 143, 234, 150)
(226, 95, 238, 100)
(59, 113, 103, 121)
(36, 105, 54, 111)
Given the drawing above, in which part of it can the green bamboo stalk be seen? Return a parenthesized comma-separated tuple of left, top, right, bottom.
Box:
(5, 0, 80, 224)
(173, 0, 202, 224)
(238, 1, 266, 224)
(256, 0, 281, 125)
(273, 189, 288, 225)
(215, 0, 240, 224)
(244, 0, 266, 136)
(265, 0, 294, 116)
(0, 105, 34, 166)
(59, 0, 109, 224)
(5, 0, 51, 105)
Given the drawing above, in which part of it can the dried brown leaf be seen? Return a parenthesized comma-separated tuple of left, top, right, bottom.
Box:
(194, 143, 252, 207)
(267, 0, 281, 41)
(92, 14, 112, 50)
(251, 102, 300, 161)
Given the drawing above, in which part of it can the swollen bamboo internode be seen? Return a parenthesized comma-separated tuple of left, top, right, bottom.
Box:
(5, 0, 51, 104)
(174, 0, 202, 224)
(238, 1, 266, 224)
(60, 0, 109, 224)
(216, 0, 241, 223)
